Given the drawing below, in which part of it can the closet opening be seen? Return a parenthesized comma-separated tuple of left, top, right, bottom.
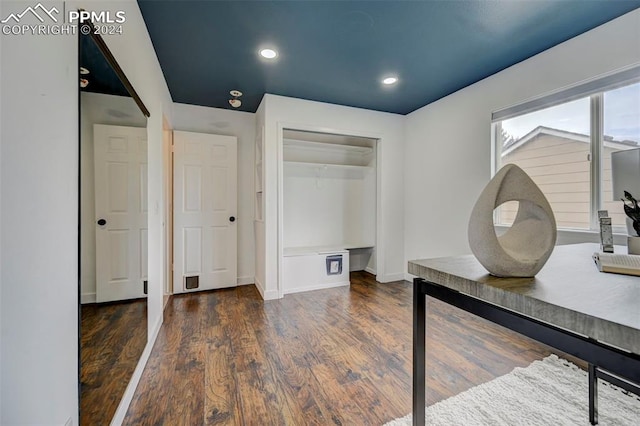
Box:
(280, 128, 378, 295)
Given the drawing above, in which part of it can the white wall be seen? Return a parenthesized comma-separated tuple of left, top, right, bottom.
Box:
(1, 1, 78, 423)
(0, 75, 2, 417)
(283, 172, 375, 248)
(171, 103, 256, 285)
(404, 9, 640, 275)
(260, 94, 405, 299)
(80, 92, 147, 303)
(88, 0, 174, 349)
(1, 0, 173, 423)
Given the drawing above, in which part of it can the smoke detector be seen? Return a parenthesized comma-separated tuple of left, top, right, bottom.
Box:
(229, 90, 242, 108)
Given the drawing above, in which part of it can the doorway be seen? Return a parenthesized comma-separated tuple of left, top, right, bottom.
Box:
(171, 130, 239, 294)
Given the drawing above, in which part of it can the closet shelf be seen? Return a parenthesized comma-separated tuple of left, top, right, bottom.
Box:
(284, 244, 374, 257)
(284, 139, 373, 155)
(284, 161, 373, 177)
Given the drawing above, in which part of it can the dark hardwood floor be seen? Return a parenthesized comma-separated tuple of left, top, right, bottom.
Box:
(123, 271, 556, 425)
(81, 299, 147, 426)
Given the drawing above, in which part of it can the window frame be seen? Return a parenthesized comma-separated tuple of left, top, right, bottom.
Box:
(491, 66, 640, 234)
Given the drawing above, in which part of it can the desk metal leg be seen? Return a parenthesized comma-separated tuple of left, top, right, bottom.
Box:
(589, 363, 598, 425)
(589, 364, 640, 425)
(416, 276, 640, 426)
(413, 278, 426, 426)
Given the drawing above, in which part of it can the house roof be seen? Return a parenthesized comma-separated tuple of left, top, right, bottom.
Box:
(501, 126, 639, 157)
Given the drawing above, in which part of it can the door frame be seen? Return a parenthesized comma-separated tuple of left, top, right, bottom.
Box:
(163, 116, 173, 304)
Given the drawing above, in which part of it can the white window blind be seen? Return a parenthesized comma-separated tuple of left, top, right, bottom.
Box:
(492, 65, 640, 122)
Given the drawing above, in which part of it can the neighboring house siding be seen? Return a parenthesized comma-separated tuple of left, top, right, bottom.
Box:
(500, 132, 630, 229)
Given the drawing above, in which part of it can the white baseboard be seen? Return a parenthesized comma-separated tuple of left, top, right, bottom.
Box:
(237, 275, 254, 286)
(404, 272, 417, 282)
(284, 280, 349, 295)
(163, 294, 171, 311)
(149, 315, 163, 347)
(81, 292, 96, 304)
(253, 277, 280, 300)
(254, 276, 265, 298)
(364, 266, 377, 276)
(377, 272, 406, 283)
(110, 315, 163, 426)
(262, 289, 280, 300)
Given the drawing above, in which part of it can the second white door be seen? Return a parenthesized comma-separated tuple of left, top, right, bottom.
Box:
(94, 124, 148, 303)
(173, 131, 238, 293)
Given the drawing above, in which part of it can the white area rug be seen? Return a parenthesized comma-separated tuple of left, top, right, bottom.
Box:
(386, 355, 640, 425)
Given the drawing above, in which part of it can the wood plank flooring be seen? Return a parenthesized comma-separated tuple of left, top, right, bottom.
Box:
(81, 299, 147, 426)
(124, 272, 557, 425)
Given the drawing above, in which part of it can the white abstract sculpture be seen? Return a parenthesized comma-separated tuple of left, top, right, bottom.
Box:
(468, 164, 557, 277)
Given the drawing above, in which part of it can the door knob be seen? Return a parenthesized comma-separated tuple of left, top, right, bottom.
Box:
(97, 219, 107, 226)
(229, 216, 236, 222)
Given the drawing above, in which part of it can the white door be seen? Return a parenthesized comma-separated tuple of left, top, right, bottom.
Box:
(94, 124, 148, 303)
(173, 131, 238, 293)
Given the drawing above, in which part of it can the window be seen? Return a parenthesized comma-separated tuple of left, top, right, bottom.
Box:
(493, 68, 640, 233)
(602, 82, 640, 228)
(497, 98, 592, 229)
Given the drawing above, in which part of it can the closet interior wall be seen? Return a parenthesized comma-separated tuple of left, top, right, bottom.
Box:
(281, 129, 377, 294)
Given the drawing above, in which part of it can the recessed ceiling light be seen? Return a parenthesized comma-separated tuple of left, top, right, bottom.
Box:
(260, 48, 278, 59)
(382, 76, 398, 85)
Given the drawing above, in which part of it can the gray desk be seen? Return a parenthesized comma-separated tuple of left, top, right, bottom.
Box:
(408, 243, 640, 426)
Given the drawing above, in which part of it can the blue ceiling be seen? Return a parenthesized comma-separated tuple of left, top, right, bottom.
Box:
(137, 1, 640, 115)
(80, 33, 130, 97)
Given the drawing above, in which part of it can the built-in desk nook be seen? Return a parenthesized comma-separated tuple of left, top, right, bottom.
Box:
(282, 244, 374, 294)
(281, 129, 377, 295)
